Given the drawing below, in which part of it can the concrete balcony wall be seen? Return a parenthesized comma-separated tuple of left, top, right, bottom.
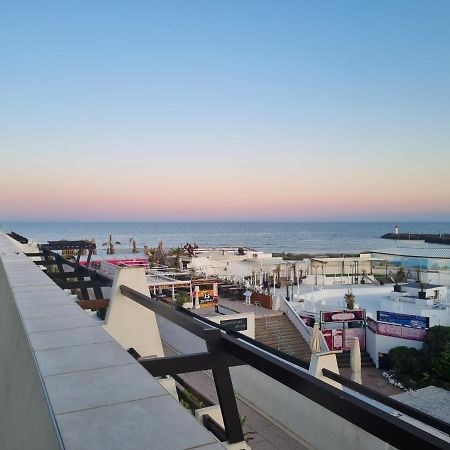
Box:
(0, 233, 224, 450)
(229, 365, 392, 450)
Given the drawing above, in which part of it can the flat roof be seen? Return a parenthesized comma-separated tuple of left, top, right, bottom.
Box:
(392, 387, 450, 424)
(312, 256, 383, 263)
(146, 274, 190, 287)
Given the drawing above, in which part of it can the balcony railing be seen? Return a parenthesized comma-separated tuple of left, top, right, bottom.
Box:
(120, 284, 449, 450)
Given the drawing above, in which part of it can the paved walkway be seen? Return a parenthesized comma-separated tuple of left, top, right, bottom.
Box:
(218, 298, 282, 318)
(339, 367, 402, 396)
(163, 344, 309, 450)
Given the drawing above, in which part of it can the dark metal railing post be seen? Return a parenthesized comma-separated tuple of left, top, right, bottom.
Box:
(204, 329, 244, 444)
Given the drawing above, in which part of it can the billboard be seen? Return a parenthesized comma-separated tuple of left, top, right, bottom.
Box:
(377, 311, 429, 329)
(369, 319, 427, 341)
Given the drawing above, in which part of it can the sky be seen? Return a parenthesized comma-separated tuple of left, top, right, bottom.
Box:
(1, 1, 450, 221)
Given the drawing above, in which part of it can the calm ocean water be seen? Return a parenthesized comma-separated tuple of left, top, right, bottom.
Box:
(1, 222, 450, 255)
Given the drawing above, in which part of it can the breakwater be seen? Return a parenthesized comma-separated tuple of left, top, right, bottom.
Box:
(381, 233, 450, 245)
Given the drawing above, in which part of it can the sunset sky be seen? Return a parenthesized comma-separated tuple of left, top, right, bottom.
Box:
(1, 1, 450, 221)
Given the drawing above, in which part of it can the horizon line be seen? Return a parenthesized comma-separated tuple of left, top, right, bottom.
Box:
(2, 219, 450, 224)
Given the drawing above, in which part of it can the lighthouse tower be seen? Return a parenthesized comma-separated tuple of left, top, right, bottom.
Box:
(395, 224, 399, 235)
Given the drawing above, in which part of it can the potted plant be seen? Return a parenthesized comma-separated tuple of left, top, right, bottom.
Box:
(344, 289, 355, 310)
(393, 267, 406, 292)
(418, 282, 427, 299)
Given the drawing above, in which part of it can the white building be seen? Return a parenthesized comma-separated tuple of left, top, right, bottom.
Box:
(291, 283, 450, 368)
(302, 254, 384, 286)
(180, 247, 289, 284)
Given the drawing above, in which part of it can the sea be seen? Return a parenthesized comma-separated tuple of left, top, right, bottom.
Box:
(2, 221, 450, 255)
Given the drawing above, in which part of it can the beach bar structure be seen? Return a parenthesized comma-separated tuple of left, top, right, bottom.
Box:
(304, 254, 384, 286)
(371, 248, 450, 286)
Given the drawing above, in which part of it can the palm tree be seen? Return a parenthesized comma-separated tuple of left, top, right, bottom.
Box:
(394, 267, 406, 284)
(129, 238, 138, 254)
(169, 246, 186, 269)
(156, 241, 166, 265)
(102, 235, 114, 254)
(145, 247, 157, 268)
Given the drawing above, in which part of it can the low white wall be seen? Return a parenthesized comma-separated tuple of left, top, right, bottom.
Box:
(366, 329, 378, 368)
(281, 298, 329, 352)
(366, 329, 422, 369)
(280, 299, 310, 339)
(423, 271, 450, 287)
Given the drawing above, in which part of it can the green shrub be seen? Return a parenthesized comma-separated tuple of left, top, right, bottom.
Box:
(394, 267, 406, 283)
(422, 326, 450, 389)
(175, 291, 190, 305)
(388, 326, 450, 390)
(388, 346, 425, 388)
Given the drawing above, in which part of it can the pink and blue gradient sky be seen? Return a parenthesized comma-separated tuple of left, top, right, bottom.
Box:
(1, 1, 450, 221)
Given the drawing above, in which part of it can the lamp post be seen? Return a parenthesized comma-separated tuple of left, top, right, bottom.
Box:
(286, 280, 294, 301)
(321, 261, 327, 286)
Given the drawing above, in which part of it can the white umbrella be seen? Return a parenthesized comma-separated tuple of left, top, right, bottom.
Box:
(350, 337, 362, 384)
(310, 323, 321, 354)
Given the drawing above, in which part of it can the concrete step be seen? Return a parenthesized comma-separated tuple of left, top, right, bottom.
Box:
(255, 314, 311, 362)
(336, 351, 375, 368)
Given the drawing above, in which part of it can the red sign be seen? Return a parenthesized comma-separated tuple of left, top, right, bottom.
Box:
(333, 330, 343, 350)
(323, 329, 344, 351)
(299, 314, 315, 327)
(321, 309, 365, 323)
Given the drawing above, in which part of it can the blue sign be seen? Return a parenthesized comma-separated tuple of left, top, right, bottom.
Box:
(377, 311, 429, 329)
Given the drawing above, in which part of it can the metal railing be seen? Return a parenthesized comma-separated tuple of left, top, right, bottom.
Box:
(253, 300, 294, 355)
(264, 314, 294, 356)
(253, 300, 262, 316)
(120, 284, 449, 450)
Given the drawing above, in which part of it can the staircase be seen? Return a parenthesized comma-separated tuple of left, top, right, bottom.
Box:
(336, 350, 375, 368)
(255, 314, 311, 362)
